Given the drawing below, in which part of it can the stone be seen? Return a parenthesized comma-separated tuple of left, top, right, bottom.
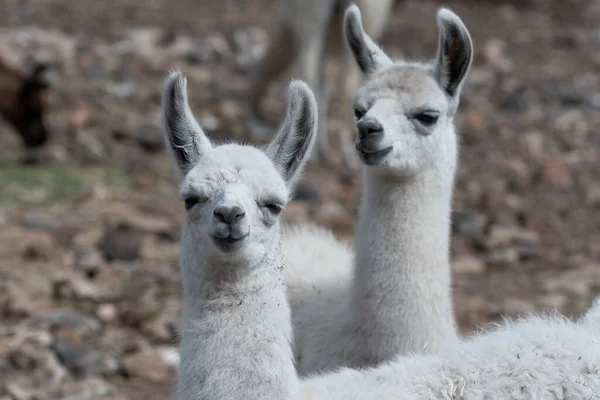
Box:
(50, 340, 119, 378)
(451, 211, 486, 236)
(33, 310, 101, 339)
(96, 304, 118, 324)
(0, 281, 35, 317)
(541, 158, 572, 187)
(21, 212, 60, 233)
(137, 123, 164, 153)
(99, 225, 141, 262)
(21, 231, 56, 261)
(122, 351, 171, 383)
(452, 255, 485, 275)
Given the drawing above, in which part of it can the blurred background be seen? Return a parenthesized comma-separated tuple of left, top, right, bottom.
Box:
(0, 0, 599, 398)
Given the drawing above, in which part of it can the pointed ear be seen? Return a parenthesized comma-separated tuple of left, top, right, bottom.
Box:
(433, 8, 473, 100)
(344, 4, 393, 75)
(265, 81, 318, 188)
(161, 70, 211, 177)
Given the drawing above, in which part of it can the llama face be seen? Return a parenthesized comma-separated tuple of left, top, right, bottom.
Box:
(352, 65, 453, 175)
(180, 145, 289, 261)
(345, 5, 472, 177)
(162, 71, 317, 265)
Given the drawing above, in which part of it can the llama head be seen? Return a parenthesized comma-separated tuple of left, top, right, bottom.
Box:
(344, 5, 472, 177)
(162, 71, 317, 265)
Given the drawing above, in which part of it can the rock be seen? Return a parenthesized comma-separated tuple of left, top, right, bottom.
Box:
(34, 310, 101, 339)
(485, 248, 519, 267)
(96, 304, 118, 324)
(0, 281, 35, 317)
(122, 351, 171, 383)
(21, 232, 56, 261)
(57, 377, 116, 400)
(451, 211, 486, 236)
(137, 123, 164, 153)
(157, 346, 180, 368)
(79, 130, 109, 164)
(99, 225, 141, 262)
(486, 226, 539, 248)
(21, 212, 60, 233)
(76, 250, 105, 275)
(50, 340, 119, 378)
(452, 255, 485, 275)
(540, 158, 572, 187)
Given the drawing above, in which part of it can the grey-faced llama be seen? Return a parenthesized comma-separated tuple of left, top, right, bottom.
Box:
(283, 4, 472, 374)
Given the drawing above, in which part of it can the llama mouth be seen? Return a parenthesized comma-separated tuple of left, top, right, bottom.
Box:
(210, 234, 249, 253)
(358, 146, 393, 165)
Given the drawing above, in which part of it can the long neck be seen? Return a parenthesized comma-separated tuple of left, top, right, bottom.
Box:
(350, 165, 457, 361)
(177, 234, 297, 400)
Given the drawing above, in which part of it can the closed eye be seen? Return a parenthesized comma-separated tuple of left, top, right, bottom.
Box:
(413, 111, 439, 127)
(184, 196, 208, 210)
(264, 203, 283, 215)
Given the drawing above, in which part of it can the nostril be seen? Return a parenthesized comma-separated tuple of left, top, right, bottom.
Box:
(233, 211, 245, 222)
(214, 205, 245, 224)
(357, 119, 383, 138)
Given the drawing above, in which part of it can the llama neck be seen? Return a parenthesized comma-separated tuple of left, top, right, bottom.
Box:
(177, 235, 297, 400)
(350, 166, 457, 361)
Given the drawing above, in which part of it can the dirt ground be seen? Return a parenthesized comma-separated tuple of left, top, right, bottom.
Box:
(0, 0, 599, 398)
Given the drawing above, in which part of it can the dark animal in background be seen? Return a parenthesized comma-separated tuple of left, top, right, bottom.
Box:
(0, 61, 50, 148)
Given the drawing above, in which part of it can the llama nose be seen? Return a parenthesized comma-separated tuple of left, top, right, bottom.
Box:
(214, 204, 246, 224)
(357, 118, 383, 141)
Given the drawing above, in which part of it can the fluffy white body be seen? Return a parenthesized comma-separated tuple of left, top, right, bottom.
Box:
(301, 302, 600, 399)
(284, 5, 474, 374)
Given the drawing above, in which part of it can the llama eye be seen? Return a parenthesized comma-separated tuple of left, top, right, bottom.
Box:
(353, 108, 365, 120)
(414, 112, 439, 126)
(184, 196, 207, 210)
(264, 203, 283, 215)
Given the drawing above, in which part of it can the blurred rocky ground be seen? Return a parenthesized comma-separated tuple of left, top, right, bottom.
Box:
(0, 0, 599, 398)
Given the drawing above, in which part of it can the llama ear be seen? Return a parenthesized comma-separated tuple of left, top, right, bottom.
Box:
(161, 70, 211, 177)
(433, 8, 473, 100)
(344, 4, 393, 75)
(265, 80, 318, 188)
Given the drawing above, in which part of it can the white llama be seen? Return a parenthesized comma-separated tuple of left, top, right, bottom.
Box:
(162, 70, 316, 399)
(165, 70, 600, 400)
(284, 5, 472, 374)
